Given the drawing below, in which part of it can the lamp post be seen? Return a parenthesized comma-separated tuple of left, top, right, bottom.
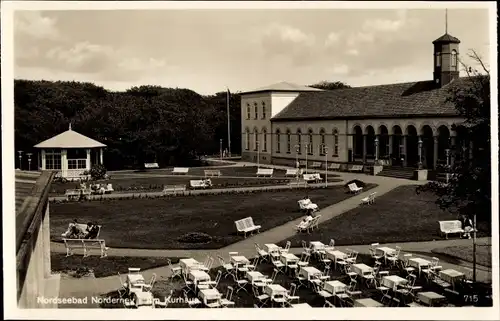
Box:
(418, 138, 423, 165)
(295, 144, 300, 181)
(27, 153, 33, 171)
(324, 146, 328, 188)
(256, 141, 260, 169)
(304, 143, 309, 174)
(219, 139, 223, 161)
(374, 137, 379, 163)
(17, 150, 23, 170)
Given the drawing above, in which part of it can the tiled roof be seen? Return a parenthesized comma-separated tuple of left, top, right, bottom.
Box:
(433, 33, 461, 44)
(241, 81, 323, 95)
(272, 77, 475, 121)
(34, 128, 106, 149)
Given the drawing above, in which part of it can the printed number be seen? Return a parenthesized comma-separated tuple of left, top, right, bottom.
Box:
(464, 294, 479, 303)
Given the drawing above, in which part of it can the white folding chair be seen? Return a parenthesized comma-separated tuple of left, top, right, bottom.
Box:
(286, 283, 300, 305)
(221, 286, 235, 308)
(167, 259, 182, 280)
(255, 243, 269, 262)
(143, 273, 157, 292)
(183, 289, 201, 308)
(252, 284, 269, 307)
(232, 273, 249, 293)
(217, 255, 235, 278)
(281, 241, 291, 254)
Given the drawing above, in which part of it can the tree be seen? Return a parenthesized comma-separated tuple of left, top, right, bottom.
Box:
(309, 81, 351, 90)
(416, 50, 491, 223)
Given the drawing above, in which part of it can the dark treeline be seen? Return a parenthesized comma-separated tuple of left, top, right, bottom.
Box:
(14, 80, 241, 170)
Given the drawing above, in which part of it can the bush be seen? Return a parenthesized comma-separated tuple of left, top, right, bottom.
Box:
(89, 164, 107, 180)
(177, 232, 212, 244)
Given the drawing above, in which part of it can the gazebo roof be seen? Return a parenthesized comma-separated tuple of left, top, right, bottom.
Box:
(34, 126, 106, 149)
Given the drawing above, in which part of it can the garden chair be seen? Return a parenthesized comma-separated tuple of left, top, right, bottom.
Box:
(369, 248, 384, 264)
(252, 284, 269, 307)
(297, 252, 311, 268)
(396, 274, 420, 305)
(183, 289, 201, 308)
(281, 241, 291, 254)
(232, 272, 249, 293)
(345, 250, 358, 264)
(377, 281, 392, 304)
(312, 281, 333, 306)
(255, 243, 269, 262)
(324, 239, 335, 251)
(263, 268, 279, 285)
(116, 272, 128, 298)
(423, 257, 442, 275)
(217, 255, 235, 278)
(301, 240, 309, 252)
(154, 290, 173, 308)
(220, 286, 235, 308)
(320, 265, 331, 281)
(401, 254, 416, 275)
(386, 246, 401, 268)
(285, 283, 300, 306)
(293, 268, 307, 289)
(345, 265, 358, 283)
(143, 273, 157, 293)
(167, 259, 182, 280)
(200, 270, 223, 289)
(346, 280, 363, 297)
(200, 256, 214, 272)
(246, 257, 259, 271)
(272, 256, 286, 274)
(319, 251, 332, 267)
(182, 272, 195, 294)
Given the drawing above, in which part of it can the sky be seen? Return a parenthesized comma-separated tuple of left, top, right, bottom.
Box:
(13, 5, 492, 95)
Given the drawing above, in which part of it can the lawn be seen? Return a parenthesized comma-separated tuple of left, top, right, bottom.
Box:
(432, 244, 492, 268)
(50, 253, 180, 278)
(49, 166, 341, 195)
(98, 252, 491, 308)
(277, 185, 492, 248)
(50, 185, 373, 250)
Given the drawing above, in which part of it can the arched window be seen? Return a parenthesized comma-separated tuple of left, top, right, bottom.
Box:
(286, 129, 291, 153)
(262, 102, 266, 119)
(254, 102, 258, 119)
(245, 128, 250, 150)
(246, 104, 251, 120)
(436, 52, 441, 67)
(262, 128, 267, 151)
(296, 129, 302, 155)
(307, 129, 313, 155)
(276, 129, 281, 153)
(451, 50, 457, 67)
(333, 129, 339, 155)
(319, 129, 326, 155)
(254, 128, 259, 151)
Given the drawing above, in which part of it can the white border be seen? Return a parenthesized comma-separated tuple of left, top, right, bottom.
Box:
(2, 1, 498, 320)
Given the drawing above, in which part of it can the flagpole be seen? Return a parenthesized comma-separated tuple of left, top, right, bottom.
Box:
(227, 88, 232, 157)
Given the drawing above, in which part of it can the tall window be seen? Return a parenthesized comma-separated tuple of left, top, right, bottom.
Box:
(319, 129, 326, 155)
(262, 128, 267, 151)
(333, 129, 339, 156)
(254, 128, 259, 151)
(451, 50, 457, 67)
(254, 102, 258, 119)
(296, 129, 302, 155)
(246, 104, 250, 119)
(67, 148, 87, 169)
(276, 129, 281, 153)
(262, 102, 266, 119)
(307, 129, 313, 155)
(286, 130, 291, 153)
(45, 149, 62, 170)
(245, 128, 250, 150)
(436, 52, 441, 67)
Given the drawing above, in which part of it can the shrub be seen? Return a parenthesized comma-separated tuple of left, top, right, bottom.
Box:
(89, 164, 107, 180)
(177, 232, 212, 244)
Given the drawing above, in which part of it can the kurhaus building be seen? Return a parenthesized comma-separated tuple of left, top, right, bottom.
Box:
(240, 32, 475, 174)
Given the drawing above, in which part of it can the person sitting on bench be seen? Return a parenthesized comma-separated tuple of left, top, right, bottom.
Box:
(298, 210, 314, 230)
(84, 222, 100, 239)
(61, 219, 85, 238)
(461, 215, 473, 239)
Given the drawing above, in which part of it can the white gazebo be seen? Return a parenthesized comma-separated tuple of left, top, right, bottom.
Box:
(34, 124, 106, 181)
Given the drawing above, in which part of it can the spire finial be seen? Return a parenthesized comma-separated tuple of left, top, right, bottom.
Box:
(69, 122, 72, 131)
(445, 9, 448, 34)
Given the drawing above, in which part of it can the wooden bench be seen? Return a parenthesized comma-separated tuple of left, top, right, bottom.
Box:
(289, 180, 308, 188)
(204, 169, 222, 177)
(63, 238, 109, 258)
(189, 179, 212, 189)
(144, 162, 159, 169)
(361, 192, 377, 205)
(328, 163, 341, 171)
(162, 184, 187, 195)
(311, 162, 322, 169)
(303, 173, 323, 183)
(235, 217, 261, 238)
(65, 189, 82, 201)
(172, 167, 189, 175)
(285, 169, 300, 177)
(438, 220, 465, 239)
(299, 161, 307, 167)
(256, 168, 274, 177)
(347, 183, 363, 194)
(298, 198, 319, 211)
(295, 215, 321, 233)
(348, 165, 364, 172)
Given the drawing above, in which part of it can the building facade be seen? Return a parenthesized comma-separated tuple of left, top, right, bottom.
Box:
(241, 32, 472, 171)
